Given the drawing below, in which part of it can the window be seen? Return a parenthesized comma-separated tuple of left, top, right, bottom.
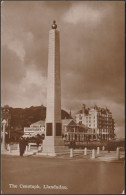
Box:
(46, 123, 52, 136)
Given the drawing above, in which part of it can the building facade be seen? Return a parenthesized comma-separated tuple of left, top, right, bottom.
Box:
(75, 104, 115, 140)
(23, 105, 115, 141)
(24, 120, 45, 136)
(62, 119, 93, 142)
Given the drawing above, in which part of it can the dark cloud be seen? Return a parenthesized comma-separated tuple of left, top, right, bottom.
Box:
(1, 1, 125, 137)
(1, 46, 26, 84)
(60, 2, 124, 106)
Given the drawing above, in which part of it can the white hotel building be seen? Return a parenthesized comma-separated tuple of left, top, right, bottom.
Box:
(75, 104, 115, 140)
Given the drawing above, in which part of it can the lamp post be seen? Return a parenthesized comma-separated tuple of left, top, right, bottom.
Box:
(2, 107, 11, 139)
(8, 114, 11, 139)
(1, 119, 7, 151)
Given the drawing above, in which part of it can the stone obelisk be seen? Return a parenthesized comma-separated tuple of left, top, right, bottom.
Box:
(42, 21, 65, 156)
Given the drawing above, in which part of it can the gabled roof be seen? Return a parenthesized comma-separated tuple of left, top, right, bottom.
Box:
(62, 119, 77, 126)
(76, 106, 112, 115)
(30, 120, 45, 126)
(30, 119, 76, 127)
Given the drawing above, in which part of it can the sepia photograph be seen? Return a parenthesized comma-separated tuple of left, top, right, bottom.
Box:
(1, 1, 125, 194)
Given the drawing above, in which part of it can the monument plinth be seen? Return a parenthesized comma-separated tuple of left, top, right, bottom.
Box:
(42, 21, 66, 156)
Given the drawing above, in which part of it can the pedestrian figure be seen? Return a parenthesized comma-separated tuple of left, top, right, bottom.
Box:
(24, 137, 28, 150)
(19, 137, 28, 156)
(19, 137, 24, 156)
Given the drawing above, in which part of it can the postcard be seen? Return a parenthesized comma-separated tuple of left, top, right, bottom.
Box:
(1, 1, 125, 194)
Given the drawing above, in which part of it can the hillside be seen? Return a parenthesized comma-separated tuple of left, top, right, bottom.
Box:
(2, 105, 72, 131)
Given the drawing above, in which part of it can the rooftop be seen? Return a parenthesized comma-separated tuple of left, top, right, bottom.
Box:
(62, 119, 76, 126)
(30, 120, 45, 126)
(76, 105, 112, 115)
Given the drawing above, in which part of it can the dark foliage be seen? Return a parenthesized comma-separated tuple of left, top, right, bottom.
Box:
(2, 105, 72, 132)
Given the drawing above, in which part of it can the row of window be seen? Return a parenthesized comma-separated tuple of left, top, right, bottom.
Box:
(79, 120, 96, 123)
(78, 117, 113, 122)
(78, 116, 96, 119)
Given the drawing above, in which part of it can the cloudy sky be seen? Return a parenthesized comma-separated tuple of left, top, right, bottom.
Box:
(1, 1, 125, 137)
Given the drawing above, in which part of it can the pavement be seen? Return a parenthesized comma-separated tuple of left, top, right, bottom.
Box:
(1, 148, 125, 162)
(1, 154, 125, 194)
(1, 150, 37, 156)
(95, 151, 125, 162)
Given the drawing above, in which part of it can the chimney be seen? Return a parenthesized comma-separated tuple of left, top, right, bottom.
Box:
(82, 104, 86, 114)
(69, 109, 71, 118)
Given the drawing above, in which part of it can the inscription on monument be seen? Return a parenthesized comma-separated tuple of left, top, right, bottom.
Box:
(46, 123, 52, 136)
(56, 123, 61, 136)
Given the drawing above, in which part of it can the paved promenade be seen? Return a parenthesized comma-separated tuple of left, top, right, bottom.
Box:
(1, 154, 125, 194)
(2, 148, 125, 162)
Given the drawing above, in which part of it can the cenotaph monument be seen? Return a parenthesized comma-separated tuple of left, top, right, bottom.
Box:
(42, 21, 66, 156)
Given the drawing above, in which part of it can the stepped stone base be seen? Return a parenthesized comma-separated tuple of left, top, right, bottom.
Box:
(37, 147, 69, 157)
(39, 136, 69, 156)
